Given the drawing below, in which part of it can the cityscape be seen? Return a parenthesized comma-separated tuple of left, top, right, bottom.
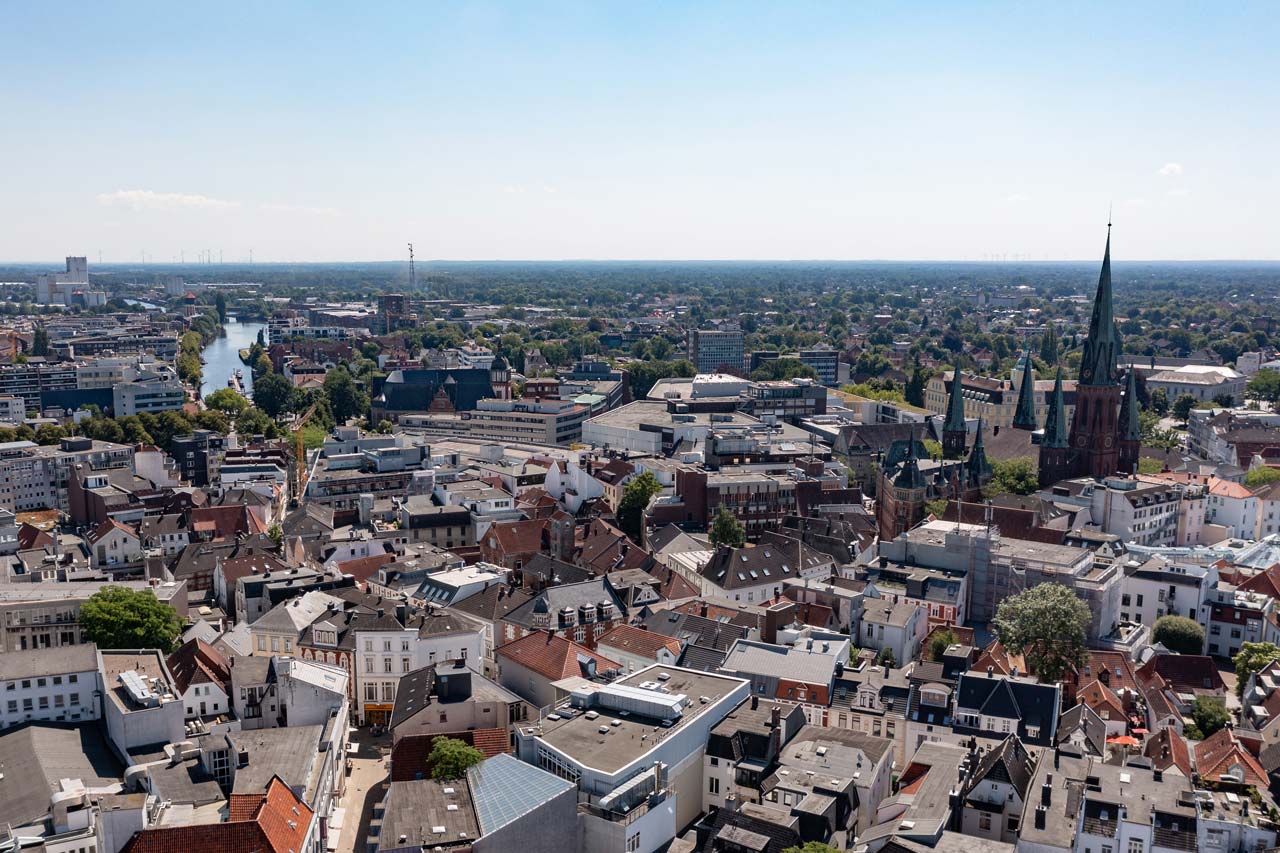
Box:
(2, 5, 1280, 853)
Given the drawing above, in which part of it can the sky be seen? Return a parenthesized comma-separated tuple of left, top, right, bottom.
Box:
(2, 2, 1277, 263)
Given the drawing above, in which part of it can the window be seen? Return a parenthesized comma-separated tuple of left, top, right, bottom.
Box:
(709, 776, 720, 795)
(402, 639, 410, 652)
(270, 637, 279, 652)
(402, 658, 411, 672)
(365, 657, 374, 673)
(384, 658, 393, 673)
(1127, 841, 1143, 853)
(626, 832, 641, 853)
(258, 637, 267, 651)
(365, 684, 376, 701)
(979, 813, 991, 831)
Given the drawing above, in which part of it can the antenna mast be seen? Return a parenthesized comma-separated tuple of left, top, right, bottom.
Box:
(408, 243, 416, 290)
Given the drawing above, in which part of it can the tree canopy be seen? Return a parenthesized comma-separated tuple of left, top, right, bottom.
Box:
(1245, 466, 1280, 488)
(617, 471, 663, 539)
(709, 505, 746, 548)
(1151, 615, 1204, 654)
(1234, 642, 1280, 698)
(991, 583, 1089, 681)
(1188, 696, 1230, 740)
(428, 736, 484, 780)
(80, 586, 183, 653)
(984, 458, 1040, 498)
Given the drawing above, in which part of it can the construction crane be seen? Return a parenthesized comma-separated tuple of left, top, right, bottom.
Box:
(291, 403, 318, 506)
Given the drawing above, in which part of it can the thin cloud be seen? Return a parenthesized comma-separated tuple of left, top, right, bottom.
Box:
(1005, 193, 1029, 203)
(1124, 197, 1149, 206)
(1166, 189, 1190, 198)
(97, 189, 238, 210)
(1158, 162, 1184, 177)
(260, 202, 340, 217)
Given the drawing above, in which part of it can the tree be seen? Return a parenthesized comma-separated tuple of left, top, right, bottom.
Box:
(925, 498, 949, 518)
(267, 523, 283, 546)
(1171, 393, 1198, 422)
(80, 586, 183, 652)
(905, 360, 928, 407)
(992, 583, 1089, 682)
(1039, 323, 1059, 364)
(1245, 467, 1280, 488)
(253, 373, 296, 419)
(1189, 696, 1230, 740)
(928, 629, 957, 662)
(205, 388, 251, 416)
(781, 843, 841, 853)
(34, 424, 66, 445)
(322, 368, 369, 424)
(31, 326, 48, 357)
(617, 471, 662, 540)
(709, 506, 746, 548)
(428, 736, 484, 780)
(1152, 615, 1205, 654)
(1247, 368, 1280, 403)
(877, 647, 896, 669)
(751, 358, 818, 382)
(214, 291, 227, 324)
(1234, 642, 1280, 698)
(1148, 386, 1169, 416)
(1137, 457, 1164, 475)
(983, 458, 1039, 498)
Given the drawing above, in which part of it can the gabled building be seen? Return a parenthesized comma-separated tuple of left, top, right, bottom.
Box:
(958, 734, 1036, 844)
(952, 669, 1061, 747)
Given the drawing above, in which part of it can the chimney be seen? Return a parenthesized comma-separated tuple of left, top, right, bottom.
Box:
(751, 694, 759, 711)
(987, 665, 994, 678)
(1153, 768, 1163, 783)
(1053, 747, 1060, 769)
(1041, 775, 1052, 807)
(769, 705, 782, 756)
(1034, 804, 1047, 830)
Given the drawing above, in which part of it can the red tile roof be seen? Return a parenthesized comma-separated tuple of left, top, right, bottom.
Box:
(596, 624, 682, 660)
(166, 638, 232, 695)
(390, 729, 512, 783)
(122, 776, 312, 853)
(1144, 728, 1194, 776)
(336, 552, 395, 584)
(1137, 654, 1225, 696)
(87, 518, 139, 545)
(1194, 727, 1268, 786)
(189, 505, 253, 540)
(486, 518, 546, 557)
(495, 631, 621, 681)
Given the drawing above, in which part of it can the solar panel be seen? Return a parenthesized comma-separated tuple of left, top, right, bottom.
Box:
(468, 754, 575, 835)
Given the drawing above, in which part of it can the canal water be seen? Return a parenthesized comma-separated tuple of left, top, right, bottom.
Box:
(200, 318, 267, 400)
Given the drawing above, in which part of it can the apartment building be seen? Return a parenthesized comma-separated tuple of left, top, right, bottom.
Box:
(0, 579, 187, 653)
(0, 436, 135, 513)
(689, 326, 744, 374)
(0, 644, 101, 729)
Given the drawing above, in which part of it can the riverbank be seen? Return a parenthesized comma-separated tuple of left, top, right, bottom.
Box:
(200, 319, 267, 399)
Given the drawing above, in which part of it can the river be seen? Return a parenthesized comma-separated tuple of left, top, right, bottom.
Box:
(200, 318, 266, 400)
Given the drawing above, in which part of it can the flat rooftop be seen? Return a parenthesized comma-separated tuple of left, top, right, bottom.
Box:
(586, 400, 761, 431)
(536, 666, 747, 774)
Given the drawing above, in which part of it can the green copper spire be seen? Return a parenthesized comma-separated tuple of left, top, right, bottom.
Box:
(1078, 223, 1122, 387)
(1012, 350, 1038, 431)
(1042, 366, 1069, 449)
(944, 360, 966, 433)
(1122, 367, 1142, 441)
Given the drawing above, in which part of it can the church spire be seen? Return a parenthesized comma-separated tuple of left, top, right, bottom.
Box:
(966, 418, 992, 487)
(942, 360, 967, 458)
(1122, 367, 1142, 442)
(1078, 223, 1122, 387)
(1012, 350, 1038, 430)
(1042, 366, 1069, 449)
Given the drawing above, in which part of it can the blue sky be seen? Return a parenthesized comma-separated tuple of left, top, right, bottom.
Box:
(2, 2, 1277, 262)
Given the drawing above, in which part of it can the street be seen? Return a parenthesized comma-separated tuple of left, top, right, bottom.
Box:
(333, 729, 392, 853)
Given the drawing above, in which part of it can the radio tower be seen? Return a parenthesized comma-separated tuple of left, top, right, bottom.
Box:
(407, 243, 416, 290)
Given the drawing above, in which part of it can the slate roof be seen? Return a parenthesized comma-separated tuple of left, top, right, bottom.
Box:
(1056, 702, 1107, 757)
(961, 734, 1035, 805)
(0, 722, 124, 829)
(954, 671, 1060, 746)
(521, 553, 593, 588)
(698, 542, 830, 591)
(502, 578, 626, 630)
(446, 583, 534, 623)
